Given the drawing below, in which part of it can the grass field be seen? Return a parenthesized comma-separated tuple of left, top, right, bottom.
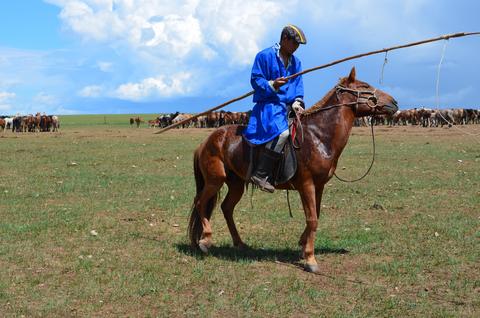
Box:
(1, 118, 479, 317)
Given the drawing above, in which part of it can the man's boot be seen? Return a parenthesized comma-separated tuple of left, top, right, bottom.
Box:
(250, 147, 281, 193)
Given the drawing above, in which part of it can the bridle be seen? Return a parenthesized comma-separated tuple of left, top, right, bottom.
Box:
(335, 84, 379, 115)
(304, 84, 381, 116)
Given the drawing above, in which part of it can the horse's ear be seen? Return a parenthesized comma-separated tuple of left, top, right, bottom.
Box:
(347, 67, 356, 83)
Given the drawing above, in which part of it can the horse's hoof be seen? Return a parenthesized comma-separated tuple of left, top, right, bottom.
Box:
(198, 240, 210, 254)
(304, 263, 319, 273)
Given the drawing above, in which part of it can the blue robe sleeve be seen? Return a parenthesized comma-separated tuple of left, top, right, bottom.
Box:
(250, 52, 277, 99)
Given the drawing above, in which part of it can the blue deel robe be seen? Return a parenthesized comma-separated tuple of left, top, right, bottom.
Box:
(243, 44, 304, 145)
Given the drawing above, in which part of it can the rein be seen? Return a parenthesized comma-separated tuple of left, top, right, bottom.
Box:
(333, 120, 376, 183)
(331, 86, 379, 182)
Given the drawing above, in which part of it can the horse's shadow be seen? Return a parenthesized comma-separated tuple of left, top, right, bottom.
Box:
(176, 243, 348, 264)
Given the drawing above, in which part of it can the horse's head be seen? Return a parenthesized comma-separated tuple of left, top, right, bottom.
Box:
(336, 67, 398, 117)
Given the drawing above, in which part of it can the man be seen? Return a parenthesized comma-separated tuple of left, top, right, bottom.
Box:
(243, 24, 307, 193)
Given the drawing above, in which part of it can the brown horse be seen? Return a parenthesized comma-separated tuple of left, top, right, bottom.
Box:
(188, 68, 398, 273)
(134, 116, 143, 127)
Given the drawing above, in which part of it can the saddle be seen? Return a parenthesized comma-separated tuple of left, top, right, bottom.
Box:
(246, 115, 299, 185)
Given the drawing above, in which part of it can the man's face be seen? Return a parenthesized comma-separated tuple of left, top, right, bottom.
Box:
(281, 37, 300, 56)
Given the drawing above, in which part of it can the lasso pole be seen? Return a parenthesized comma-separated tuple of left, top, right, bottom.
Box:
(155, 32, 480, 135)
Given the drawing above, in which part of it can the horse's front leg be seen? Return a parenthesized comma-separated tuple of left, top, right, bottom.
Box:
(298, 182, 319, 273)
(299, 183, 325, 256)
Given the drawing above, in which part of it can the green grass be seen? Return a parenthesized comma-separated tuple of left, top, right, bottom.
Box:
(0, 123, 479, 317)
(60, 113, 160, 127)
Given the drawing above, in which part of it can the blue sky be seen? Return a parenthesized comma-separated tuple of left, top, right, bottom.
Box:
(0, 0, 479, 115)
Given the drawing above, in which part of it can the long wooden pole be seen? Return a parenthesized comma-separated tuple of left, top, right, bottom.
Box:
(155, 32, 480, 134)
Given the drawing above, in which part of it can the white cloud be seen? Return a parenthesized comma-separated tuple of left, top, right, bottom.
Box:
(41, 0, 291, 104)
(143, 14, 203, 58)
(79, 85, 103, 97)
(53, 0, 124, 42)
(0, 91, 16, 102)
(194, 1, 285, 65)
(28, 0, 478, 112)
(48, 0, 288, 66)
(113, 72, 192, 101)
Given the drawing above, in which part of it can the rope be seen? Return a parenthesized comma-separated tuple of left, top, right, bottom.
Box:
(436, 40, 447, 110)
(333, 120, 376, 183)
(379, 51, 388, 85)
(433, 40, 480, 141)
(155, 32, 480, 135)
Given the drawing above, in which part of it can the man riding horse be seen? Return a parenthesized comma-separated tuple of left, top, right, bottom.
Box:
(244, 25, 307, 193)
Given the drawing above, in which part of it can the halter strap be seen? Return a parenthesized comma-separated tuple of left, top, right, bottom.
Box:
(304, 84, 380, 116)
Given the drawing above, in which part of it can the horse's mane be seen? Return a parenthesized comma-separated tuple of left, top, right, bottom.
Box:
(302, 87, 336, 116)
(302, 77, 349, 116)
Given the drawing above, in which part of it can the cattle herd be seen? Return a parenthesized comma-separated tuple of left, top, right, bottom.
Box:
(2, 108, 478, 133)
(136, 108, 480, 129)
(363, 107, 480, 127)
(138, 111, 250, 128)
(0, 113, 60, 132)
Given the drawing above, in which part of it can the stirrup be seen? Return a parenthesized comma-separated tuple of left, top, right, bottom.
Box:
(250, 175, 275, 193)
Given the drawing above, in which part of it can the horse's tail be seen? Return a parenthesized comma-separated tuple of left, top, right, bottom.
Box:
(188, 148, 219, 248)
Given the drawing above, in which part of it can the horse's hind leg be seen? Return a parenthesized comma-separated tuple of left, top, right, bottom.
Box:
(196, 181, 224, 253)
(221, 174, 247, 249)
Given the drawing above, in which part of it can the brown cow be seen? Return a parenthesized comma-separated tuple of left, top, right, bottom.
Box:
(147, 119, 159, 127)
(134, 117, 143, 127)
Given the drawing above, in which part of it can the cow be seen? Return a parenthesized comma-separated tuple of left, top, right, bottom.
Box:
(172, 113, 193, 128)
(434, 109, 454, 127)
(464, 109, 477, 125)
(147, 119, 160, 128)
(159, 112, 179, 128)
(417, 108, 434, 127)
(51, 116, 60, 132)
(4, 117, 13, 130)
(39, 114, 50, 131)
(451, 108, 464, 125)
(134, 117, 143, 127)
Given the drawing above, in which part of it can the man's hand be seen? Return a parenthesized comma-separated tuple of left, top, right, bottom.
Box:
(292, 100, 304, 114)
(272, 77, 288, 90)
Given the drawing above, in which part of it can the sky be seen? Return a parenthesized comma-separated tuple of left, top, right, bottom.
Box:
(0, 0, 479, 115)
